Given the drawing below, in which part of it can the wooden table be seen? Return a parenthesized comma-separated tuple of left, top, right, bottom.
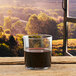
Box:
(0, 57, 76, 76)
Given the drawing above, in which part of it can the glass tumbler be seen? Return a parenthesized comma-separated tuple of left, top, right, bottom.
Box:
(23, 34, 52, 70)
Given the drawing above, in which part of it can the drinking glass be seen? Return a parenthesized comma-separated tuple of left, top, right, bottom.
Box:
(23, 34, 52, 70)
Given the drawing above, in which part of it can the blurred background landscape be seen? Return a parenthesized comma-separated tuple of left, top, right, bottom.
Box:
(0, 0, 76, 56)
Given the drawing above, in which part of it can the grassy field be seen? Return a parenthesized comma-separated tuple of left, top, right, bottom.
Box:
(52, 39, 76, 56)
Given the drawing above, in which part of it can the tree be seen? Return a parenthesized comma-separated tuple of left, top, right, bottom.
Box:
(7, 10, 12, 17)
(57, 23, 63, 39)
(0, 26, 3, 36)
(0, 43, 14, 57)
(0, 12, 4, 25)
(25, 14, 41, 34)
(0, 35, 6, 44)
(25, 13, 58, 39)
(57, 23, 76, 39)
(4, 17, 12, 29)
(69, 23, 76, 38)
(11, 20, 26, 35)
(0, 26, 3, 32)
(8, 35, 18, 56)
(4, 29, 11, 34)
(8, 35, 17, 47)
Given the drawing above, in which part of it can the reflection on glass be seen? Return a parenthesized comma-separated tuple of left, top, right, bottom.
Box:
(67, 22, 76, 56)
(68, 0, 76, 17)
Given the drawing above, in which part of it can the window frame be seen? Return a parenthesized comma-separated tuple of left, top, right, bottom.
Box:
(63, 0, 76, 55)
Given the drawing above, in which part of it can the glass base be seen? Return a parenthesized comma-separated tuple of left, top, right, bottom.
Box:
(26, 67, 50, 70)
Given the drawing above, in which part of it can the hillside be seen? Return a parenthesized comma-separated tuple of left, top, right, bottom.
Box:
(53, 39, 76, 56)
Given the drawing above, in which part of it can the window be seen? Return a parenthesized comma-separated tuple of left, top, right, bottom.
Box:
(63, 0, 76, 55)
(0, 0, 64, 56)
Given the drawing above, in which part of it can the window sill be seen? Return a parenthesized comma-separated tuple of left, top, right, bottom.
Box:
(0, 57, 76, 76)
(0, 56, 76, 65)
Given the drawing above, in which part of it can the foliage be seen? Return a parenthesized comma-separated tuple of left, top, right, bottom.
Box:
(0, 34, 24, 57)
(4, 17, 12, 29)
(0, 12, 4, 25)
(0, 26, 4, 35)
(25, 12, 59, 39)
(57, 22, 76, 39)
(52, 39, 76, 56)
(0, 26, 3, 32)
(15, 34, 24, 56)
(0, 43, 13, 57)
(57, 23, 63, 39)
(4, 29, 11, 34)
(11, 20, 26, 35)
(0, 6, 76, 56)
(1, 33, 76, 56)
(7, 9, 12, 17)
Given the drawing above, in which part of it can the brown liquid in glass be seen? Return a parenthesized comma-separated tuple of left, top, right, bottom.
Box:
(24, 48, 51, 68)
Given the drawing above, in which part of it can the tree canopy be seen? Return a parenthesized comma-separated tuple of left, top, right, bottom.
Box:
(25, 12, 58, 39)
(4, 17, 12, 29)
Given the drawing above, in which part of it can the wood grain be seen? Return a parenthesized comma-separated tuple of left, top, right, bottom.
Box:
(0, 57, 76, 76)
(0, 56, 76, 65)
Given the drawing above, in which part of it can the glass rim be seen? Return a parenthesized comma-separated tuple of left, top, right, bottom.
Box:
(23, 34, 52, 39)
